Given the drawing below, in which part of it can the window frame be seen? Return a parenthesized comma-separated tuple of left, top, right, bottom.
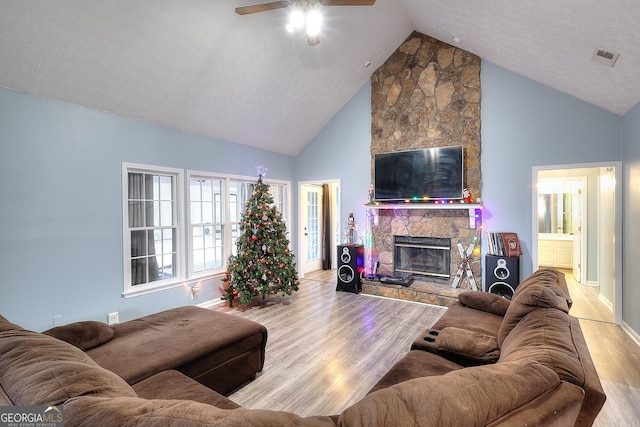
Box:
(187, 172, 227, 279)
(186, 171, 291, 280)
(122, 163, 185, 298)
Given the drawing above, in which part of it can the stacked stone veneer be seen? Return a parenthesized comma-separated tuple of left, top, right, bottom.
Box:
(365, 32, 482, 303)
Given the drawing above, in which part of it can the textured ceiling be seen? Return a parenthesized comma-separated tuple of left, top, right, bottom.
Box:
(1, 1, 638, 155)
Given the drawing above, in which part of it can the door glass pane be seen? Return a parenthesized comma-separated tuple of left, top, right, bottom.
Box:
(307, 191, 319, 260)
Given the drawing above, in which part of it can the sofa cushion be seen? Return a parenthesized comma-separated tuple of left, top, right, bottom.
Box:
(43, 321, 114, 351)
(0, 314, 22, 333)
(430, 301, 504, 337)
(435, 327, 500, 364)
(0, 386, 11, 406)
(499, 308, 585, 386)
(63, 396, 337, 427)
(498, 272, 570, 346)
(0, 328, 136, 407)
(341, 359, 561, 427)
(517, 268, 572, 308)
(368, 350, 463, 394)
(458, 291, 511, 317)
(132, 370, 240, 410)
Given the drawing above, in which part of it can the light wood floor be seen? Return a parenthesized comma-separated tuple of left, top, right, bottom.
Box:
(213, 269, 640, 425)
(219, 269, 446, 417)
(562, 268, 614, 323)
(560, 269, 640, 426)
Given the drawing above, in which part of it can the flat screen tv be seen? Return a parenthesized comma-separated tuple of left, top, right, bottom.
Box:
(374, 146, 464, 202)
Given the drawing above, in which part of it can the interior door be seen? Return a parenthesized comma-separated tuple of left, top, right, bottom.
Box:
(571, 183, 584, 283)
(301, 185, 323, 274)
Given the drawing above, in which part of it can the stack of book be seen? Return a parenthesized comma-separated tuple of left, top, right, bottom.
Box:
(487, 232, 522, 257)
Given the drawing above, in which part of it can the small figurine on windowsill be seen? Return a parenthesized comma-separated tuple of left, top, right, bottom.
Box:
(463, 188, 473, 204)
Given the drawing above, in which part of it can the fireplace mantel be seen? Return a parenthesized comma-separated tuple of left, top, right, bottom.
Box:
(365, 203, 482, 228)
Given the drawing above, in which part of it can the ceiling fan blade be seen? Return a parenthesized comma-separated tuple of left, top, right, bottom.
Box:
(320, 0, 376, 5)
(235, 1, 288, 15)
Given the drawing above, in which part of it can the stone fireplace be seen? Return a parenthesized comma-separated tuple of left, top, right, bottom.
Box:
(363, 32, 482, 306)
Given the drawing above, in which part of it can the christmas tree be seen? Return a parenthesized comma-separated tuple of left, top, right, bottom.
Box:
(223, 175, 300, 306)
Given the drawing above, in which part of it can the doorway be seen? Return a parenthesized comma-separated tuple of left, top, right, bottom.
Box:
(532, 163, 622, 324)
(298, 180, 340, 278)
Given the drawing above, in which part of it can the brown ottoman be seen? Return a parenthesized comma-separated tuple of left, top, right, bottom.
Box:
(87, 306, 267, 395)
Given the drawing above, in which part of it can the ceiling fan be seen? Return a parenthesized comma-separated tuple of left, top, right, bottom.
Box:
(235, 0, 377, 46)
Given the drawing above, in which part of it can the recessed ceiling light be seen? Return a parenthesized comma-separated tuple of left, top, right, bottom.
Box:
(453, 36, 462, 44)
(364, 60, 372, 68)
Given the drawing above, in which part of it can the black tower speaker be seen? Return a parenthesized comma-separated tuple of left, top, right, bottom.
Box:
(336, 244, 364, 294)
(485, 255, 520, 300)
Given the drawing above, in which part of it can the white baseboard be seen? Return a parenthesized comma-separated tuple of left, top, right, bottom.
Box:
(598, 294, 614, 312)
(196, 299, 223, 309)
(621, 321, 640, 348)
(585, 280, 600, 287)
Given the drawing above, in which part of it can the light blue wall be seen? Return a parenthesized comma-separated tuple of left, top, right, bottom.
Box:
(3, 60, 637, 336)
(298, 63, 622, 280)
(0, 88, 295, 331)
(295, 82, 372, 244)
(622, 101, 640, 334)
(480, 61, 621, 278)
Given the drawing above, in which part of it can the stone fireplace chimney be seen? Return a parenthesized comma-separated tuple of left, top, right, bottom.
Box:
(365, 32, 482, 304)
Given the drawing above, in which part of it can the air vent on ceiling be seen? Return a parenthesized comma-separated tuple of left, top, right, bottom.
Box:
(592, 49, 619, 67)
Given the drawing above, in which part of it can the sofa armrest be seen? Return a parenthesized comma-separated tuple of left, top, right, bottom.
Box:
(458, 291, 510, 317)
(436, 327, 500, 364)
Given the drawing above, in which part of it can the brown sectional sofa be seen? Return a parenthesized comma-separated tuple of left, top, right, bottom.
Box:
(399, 268, 606, 427)
(0, 268, 605, 426)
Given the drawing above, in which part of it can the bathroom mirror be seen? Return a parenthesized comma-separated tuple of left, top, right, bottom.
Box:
(537, 191, 573, 234)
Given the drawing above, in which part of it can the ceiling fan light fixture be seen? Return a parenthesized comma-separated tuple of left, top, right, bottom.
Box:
(237, 0, 376, 46)
(306, 9, 323, 37)
(287, 8, 305, 32)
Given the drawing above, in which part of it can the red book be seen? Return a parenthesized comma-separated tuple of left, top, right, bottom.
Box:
(501, 233, 522, 257)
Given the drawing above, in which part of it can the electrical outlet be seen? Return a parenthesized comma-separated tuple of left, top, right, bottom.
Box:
(107, 312, 119, 326)
(53, 315, 63, 327)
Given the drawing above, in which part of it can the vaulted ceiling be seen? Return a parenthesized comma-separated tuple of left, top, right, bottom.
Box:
(1, 1, 638, 155)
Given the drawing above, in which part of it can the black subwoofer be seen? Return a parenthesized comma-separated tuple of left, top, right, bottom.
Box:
(336, 244, 364, 294)
(485, 255, 520, 300)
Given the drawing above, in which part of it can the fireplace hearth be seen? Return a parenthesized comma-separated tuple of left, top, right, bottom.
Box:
(394, 236, 451, 279)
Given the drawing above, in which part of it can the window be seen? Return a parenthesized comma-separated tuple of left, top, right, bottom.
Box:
(122, 164, 183, 297)
(189, 177, 225, 275)
(187, 172, 290, 277)
(122, 165, 290, 295)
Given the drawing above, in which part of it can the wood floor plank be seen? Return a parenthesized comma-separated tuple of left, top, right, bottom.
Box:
(212, 269, 640, 425)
